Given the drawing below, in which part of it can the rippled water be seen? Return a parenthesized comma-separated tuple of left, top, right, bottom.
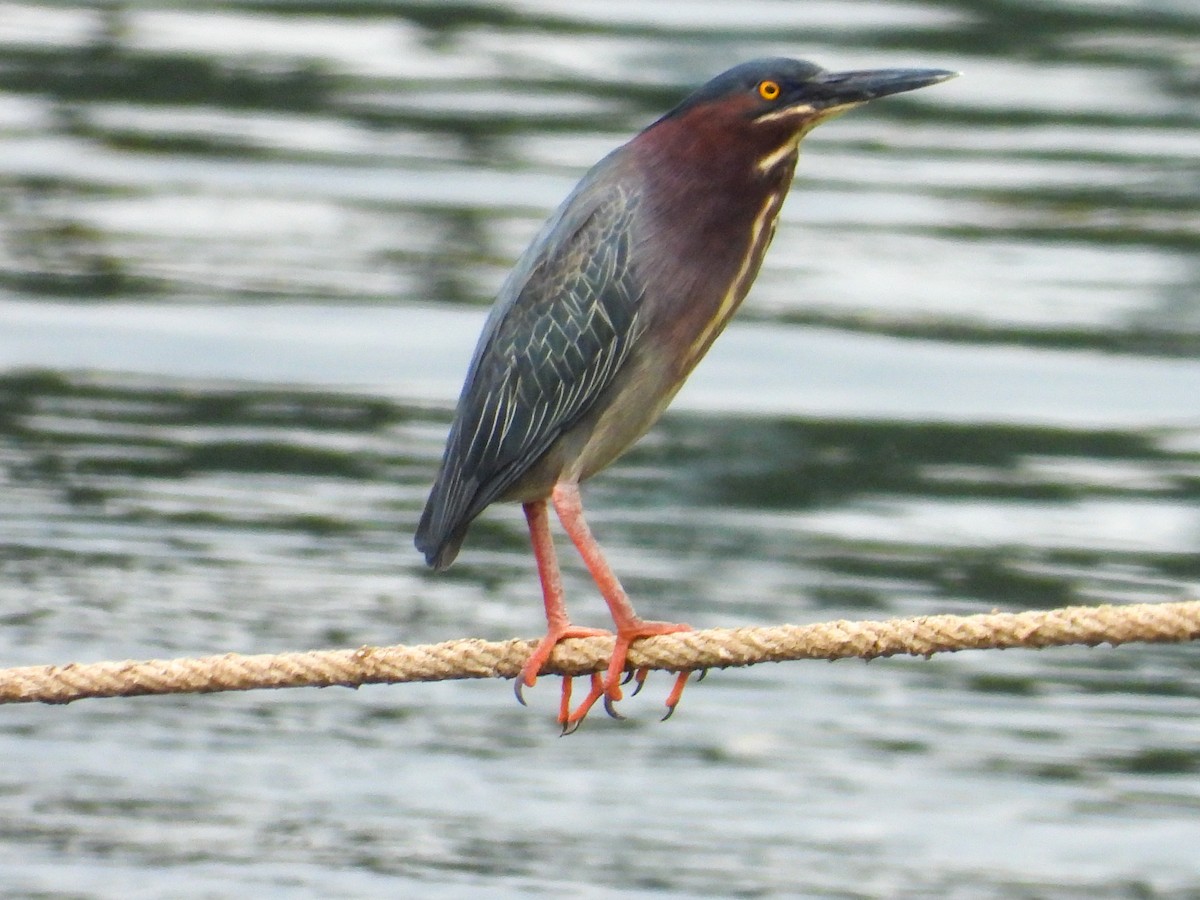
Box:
(1, 2, 1199, 897)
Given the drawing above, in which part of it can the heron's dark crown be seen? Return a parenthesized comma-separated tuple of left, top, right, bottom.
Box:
(658, 58, 826, 123)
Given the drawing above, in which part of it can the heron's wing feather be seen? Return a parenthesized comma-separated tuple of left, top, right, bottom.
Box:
(416, 179, 643, 567)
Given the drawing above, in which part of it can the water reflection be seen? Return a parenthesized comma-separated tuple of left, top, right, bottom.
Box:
(3, 369, 1193, 623)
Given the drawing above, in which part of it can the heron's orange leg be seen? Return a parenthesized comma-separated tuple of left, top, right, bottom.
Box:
(517, 499, 609, 726)
(551, 482, 692, 725)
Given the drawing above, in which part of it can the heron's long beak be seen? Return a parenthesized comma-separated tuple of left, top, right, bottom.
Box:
(806, 67, 959, 111)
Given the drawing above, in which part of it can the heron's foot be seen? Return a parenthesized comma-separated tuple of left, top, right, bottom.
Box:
(660, 669, 693, 720)
(618, 665, 694, 718)
(559, 673, 606, 735)
(562, 619, 693, 728)
(515, 623, 611, 729)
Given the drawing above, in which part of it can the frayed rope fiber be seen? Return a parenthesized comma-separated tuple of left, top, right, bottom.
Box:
(3, 600, 1198, 706)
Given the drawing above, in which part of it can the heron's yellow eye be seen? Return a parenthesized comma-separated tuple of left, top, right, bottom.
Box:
(757, 80, 781, 101)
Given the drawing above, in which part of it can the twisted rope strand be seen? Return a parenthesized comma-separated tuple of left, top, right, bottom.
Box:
(3, 600, 1197, 706)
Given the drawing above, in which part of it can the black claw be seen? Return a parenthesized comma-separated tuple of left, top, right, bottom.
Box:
(630, 675, 646, 697)
(561, 718, 583, 736)
(695, 668, 709, 683)
(603, 695, 625, 720)
(513, 678, 529, 706)
(620, 669, 636, 686)
(661, 704, 677, 722)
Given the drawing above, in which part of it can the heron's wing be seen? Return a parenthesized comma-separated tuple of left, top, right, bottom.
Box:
(416, 180, 644, 568)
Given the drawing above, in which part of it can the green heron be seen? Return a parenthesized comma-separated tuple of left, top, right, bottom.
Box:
(416, 58, 956, 730)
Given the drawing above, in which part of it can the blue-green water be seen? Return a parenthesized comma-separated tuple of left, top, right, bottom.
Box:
(1, 3, 1198, 897)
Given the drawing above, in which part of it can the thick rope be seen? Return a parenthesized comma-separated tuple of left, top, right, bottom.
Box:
(2, 600, 1197, 706)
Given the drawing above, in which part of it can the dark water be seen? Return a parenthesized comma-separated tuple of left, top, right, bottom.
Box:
(2, 3, 1199, 897)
